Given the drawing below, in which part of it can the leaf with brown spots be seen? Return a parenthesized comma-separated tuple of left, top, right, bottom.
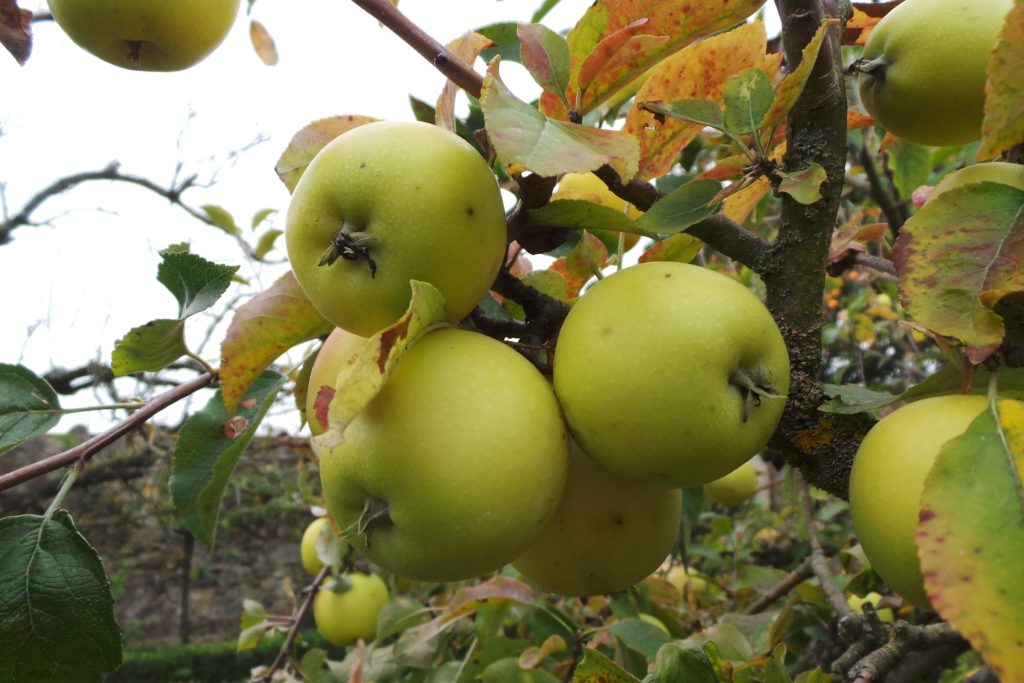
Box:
(626, 22, 769, 181)
(571, 646, 642, 682)
(577, 19, 668, 105)
(312, 280, 448, 451)
(249, 19, 278, 66)
(979, 0, 1024, 159)
(639, 233, 703, 265)
(760, 19, 835, 131)
(219, 271, 333, 414)
(0, 0, 30, 64)
(436, 31, 493, 133)
(918, 397, 1024, 681)
(559, 0, 768, 117)
(481, 57, 640, 182)
(275, 115, 377, 192)
(548, 258, 590, 300)
(893, 182, 1024, 362)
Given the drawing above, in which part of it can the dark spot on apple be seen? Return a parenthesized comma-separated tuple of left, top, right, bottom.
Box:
(359, 162, 367, 169)
(466, 206, 475, 217)
(919, 508, 937, 522)
(664, 273, 672, 278)
(613, 515, 624, 525)
(974, 546, 984, 555)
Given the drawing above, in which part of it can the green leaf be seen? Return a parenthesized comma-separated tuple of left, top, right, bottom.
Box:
(200, 204, 240, 235)
(0, 364, 62, 455)
(640, 99, 724, 130)
(519, 23, 572, 103)
(253, 229, 283, 261)
(170, 370, 287, 547)
(635, 179, 722, 235)
(680, 622, 755, 662)
(778, 163, 826, 205)
(478, 22, 522, 63)
(376, 597, 431, 641)
(157, 249, 239, 319)
(481, 657, 561, 683)
(571, 646, 641, 682)
(888, 139, 932, 201)
(723, 68, 775, 135)
(609, 618, 672, 659)
(918, 398, 1024, 682)
(639, 233, 704, 265)
(528, 199, 650, 236)
(646, 643, 718, 683)
(531, 0, 562, 23)
(0, 511, 121, 682)
(250, 208, 276, 231)
(110, 318, 189, 377)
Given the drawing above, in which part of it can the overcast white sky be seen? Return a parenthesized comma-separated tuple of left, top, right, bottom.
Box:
(0, 1, 778, 433)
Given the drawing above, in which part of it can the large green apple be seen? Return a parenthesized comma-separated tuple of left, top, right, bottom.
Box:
(553, 262, 789, 488)
(857, 0, 1011, 146)
(305, 328, 368, 436)
(317, 327, 569, 582)
(511, 440, 681, 596)
(850, 394, 987, 609)
(928, 161, 1024, 203)
(286, 121, 508, 336)
(313, 573, 389, 646)
(48, 0, 240, 71)
(704, 460, 758, 508)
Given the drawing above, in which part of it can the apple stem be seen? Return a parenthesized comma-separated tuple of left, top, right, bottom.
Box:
(126, 41, 143, 69)
(319, 228, 378, 277)
(729, 367, 784, 422)
(850, 57, 888, 83)
(358, 496, 393, 548)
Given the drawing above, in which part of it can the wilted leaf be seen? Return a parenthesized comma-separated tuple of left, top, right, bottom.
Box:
(481, 57, 639, 182)
(828, 221, 888, 263)
(249, 19, 278, 66)
(0, 511, 122, 681)
(918, 398, 1024, 680)
(635, 178, 722, 235)
(571, 646, 642, 682)
(778, 163, 826, 205)
(0, 364, 61, 454)
(979, 0, 1024, 158)
(275, 115, 377, 192)
(312, 281, 448, 449)
(627, 22, 769, 180)
(170, 370, 287, 546)
(376, 597, 431, 641)
(760, 19, 835, 131)
(639, 233, 703, 265)
(446, 576, 539, 622)
(548, 258, 590, 300)
(437, 31, 494, 132)
(893, 183, 1024, 361)
(0, 0, 31, 65)
(219, 271, 333, 414)
(519, 23, 572, 104)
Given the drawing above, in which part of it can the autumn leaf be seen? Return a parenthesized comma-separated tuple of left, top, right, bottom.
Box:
(275, 115, 377, 192)
(760, 19, 835, 131)
(979, 0, 1024, 158)
(518, 23, 572, 109)
(249, 19, 278, 65)
(436, 31, 494, 133)
(0, 0, 31, 65)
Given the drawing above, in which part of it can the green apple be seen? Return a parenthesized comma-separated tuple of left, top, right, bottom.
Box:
(305, 328, 368, 436)
(511, 440, 681, 597)
(48, 0, 240, 71)
(553, 262, 789, 488)
(553, 172, 643, 252)
(301, 517, 329, 576)
(286, 120, 508, 336)
(704, 460, 759, 508)
(850, 394, 987, 609)
(928, 161, 1024, 203)
(313, 573, 389, 646)
(665, 565, 708, 595)
(317, 327, 569, 582)
(857, 0, 1011, 146)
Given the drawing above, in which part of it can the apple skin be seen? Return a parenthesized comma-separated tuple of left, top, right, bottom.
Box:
(857, 0, 1011, 146)
(313, 573, 389, 646)
(318, 327, 569, 582)
(48, 0, 240, 71)
(286, 121, 507, 336)
(301, 517, 329, 576)
(511, 440, 681, 597)
(704, 460, 758, 508)
(666, 565, 707, 594)
(553, 172, 643, 252)
(553, 262, 789, 488)
(305, 328, 368, 436)
(928, 162, 1024, 203)
(850, 394, 988, 609)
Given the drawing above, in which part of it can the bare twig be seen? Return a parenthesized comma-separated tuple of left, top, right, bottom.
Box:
(799, 477, 854, 619)
(257, 565, 330, 682)
(744, 556, 814, 615)
(849, 622, 967, 683)
(859, 145, 908, 236)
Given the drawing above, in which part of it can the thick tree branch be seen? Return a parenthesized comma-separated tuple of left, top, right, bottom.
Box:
(847, 623, 968, 682)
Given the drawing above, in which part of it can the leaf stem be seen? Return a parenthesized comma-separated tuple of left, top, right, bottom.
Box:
(43, 464, 82, 519)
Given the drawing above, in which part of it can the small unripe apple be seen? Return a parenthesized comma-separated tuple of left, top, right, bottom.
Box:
(704, 460, 758, 507)
(300, 517, 329, 576)
(48, 0, 241, 71)
(857, 0, 1011, 146)
(666, 565, 707, 594)
(313, 573, 389, 646)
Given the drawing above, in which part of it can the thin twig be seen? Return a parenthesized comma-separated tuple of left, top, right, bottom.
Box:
(744, 556, 814, 614)
(257, 565, 330, 682)
(799, 477, 854, 618)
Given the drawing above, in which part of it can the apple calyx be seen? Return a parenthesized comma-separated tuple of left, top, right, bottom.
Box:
(358, 496, 393, 549)
(319, 228, 378, 277)
(729, 367, 784, 422)
(126, 41, 144, 68)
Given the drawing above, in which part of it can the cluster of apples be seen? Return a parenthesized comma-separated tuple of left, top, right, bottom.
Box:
(287, 120, 790, 598)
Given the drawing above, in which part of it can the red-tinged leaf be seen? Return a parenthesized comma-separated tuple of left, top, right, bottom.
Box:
(0, 0, 30, 64)
(571, 646, 642, 682)
(625, 22, 769, 180)
(979, 0, 1024, 158)
(562, 0, 768, 116)
(848, 110, 875, 131)
(893, 183, 1024, 361)
(219, 271, 333, 414)
(918, 398, 1024, 681)
(566, 231, 610, 279)
(519, 634, 569, 669)
(828, 222, 888, 263)
(436, 31, 493, 132)
(639, 233, 703, 265)
(577, 19, 668, 103)
(312, 281, 448, 450)
(275, 115, 377, 192)
(697, 154, 750, 181)
(760, 19, 835, 131)
(778, 163, 826, 205)
(444, 576, 539, 621)
(518, 23, 571, 106)
(481, 57, 639, 182)
(249, 19, 278, 66)
(549, 258, 591, 300)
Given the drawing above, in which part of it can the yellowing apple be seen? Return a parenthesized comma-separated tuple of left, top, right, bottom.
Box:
(704, 460, 758, 508)
(553, 172, 643, 252)
(318, 327, 569, 582)
(313, 573, 389, 646)
(928, 162, 1024, 203)
(857, 0, 1011, 146)
(301, 517, 329, 576)
(553, 262, 789, 488)
(286, 121, 507, 336)
(850, 394, 987, 608)
(48, 0, 240, 71)
(305, 328, 368, 436)
(511, 440, 681, 597)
